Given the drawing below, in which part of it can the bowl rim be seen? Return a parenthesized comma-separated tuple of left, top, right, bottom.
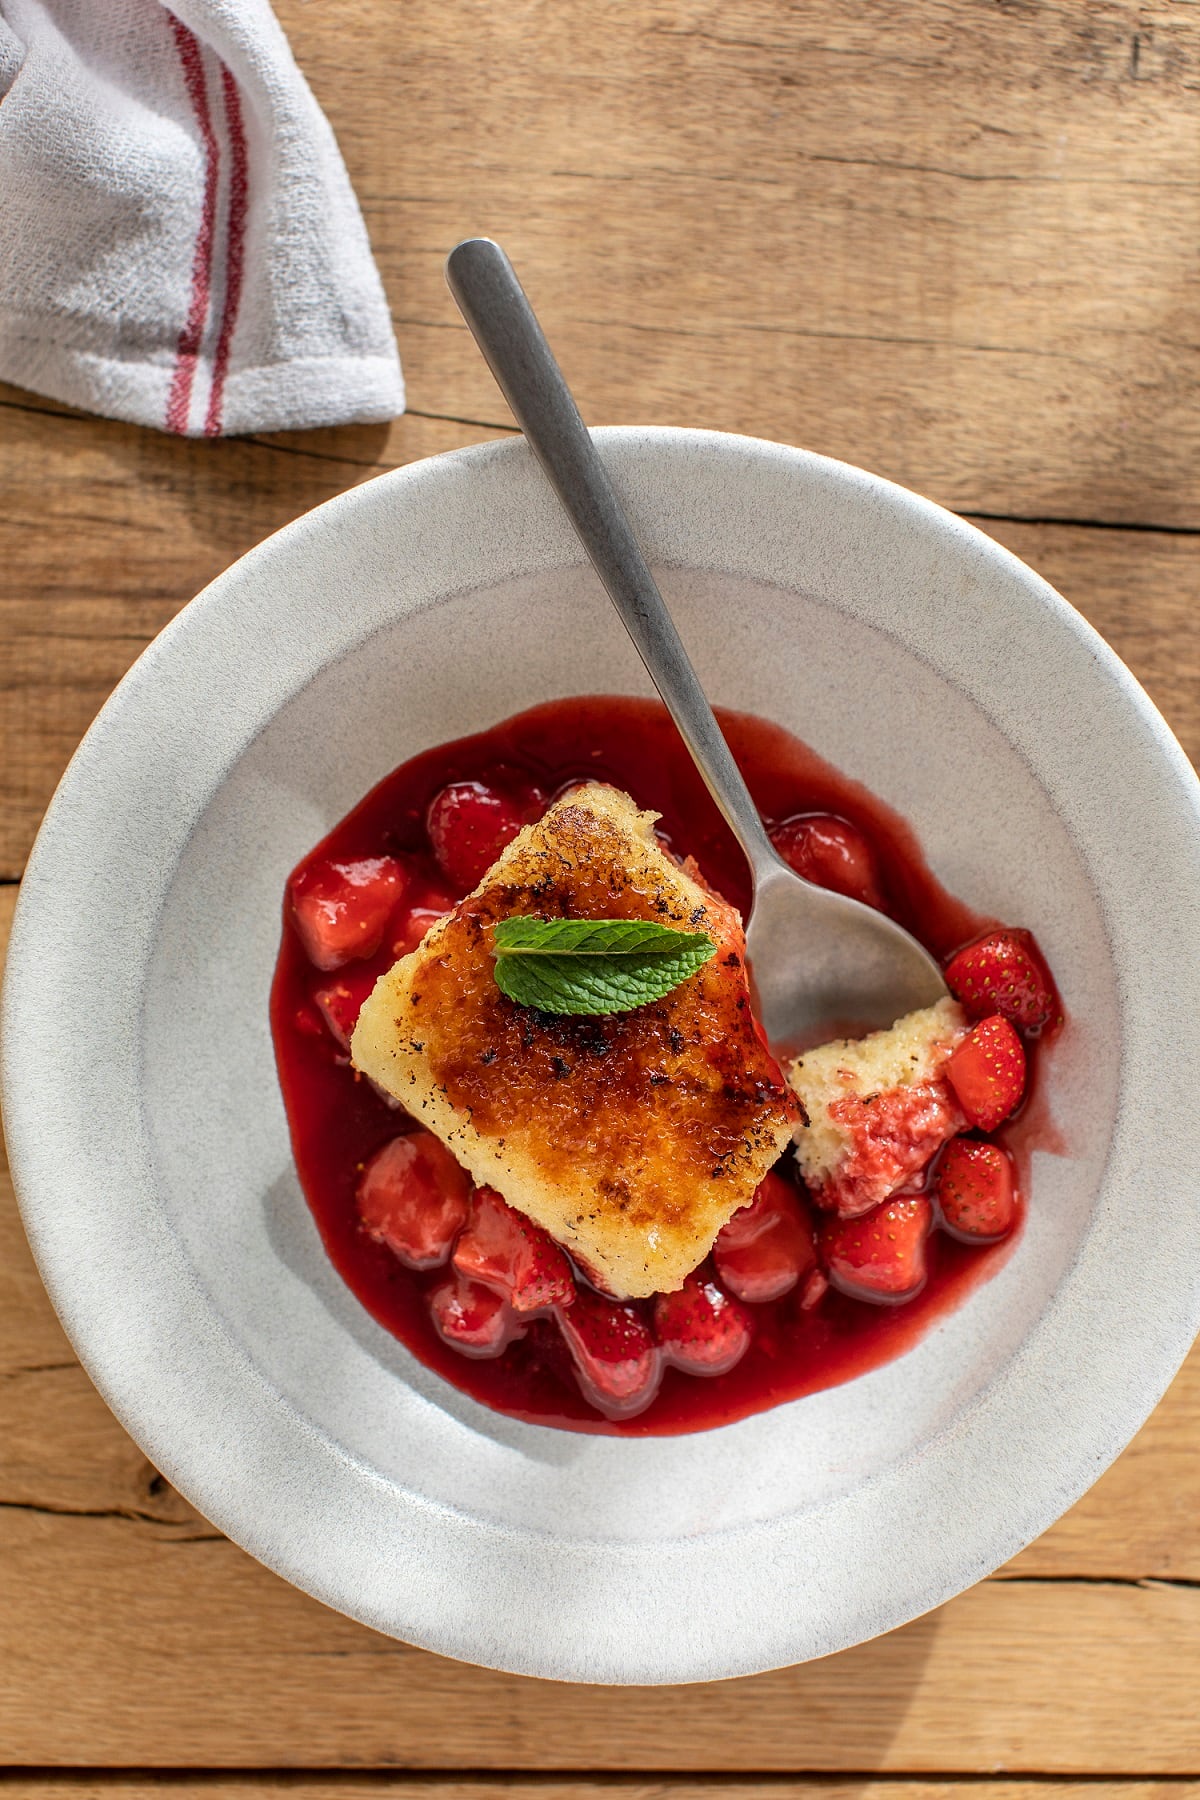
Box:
(4, 424, 1200, 1684)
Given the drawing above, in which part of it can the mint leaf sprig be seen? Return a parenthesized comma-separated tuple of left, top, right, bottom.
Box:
(491, 916, 717, 1016)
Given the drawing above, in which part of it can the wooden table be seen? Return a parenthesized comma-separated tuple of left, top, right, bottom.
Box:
(3, 0, 1199, 1788)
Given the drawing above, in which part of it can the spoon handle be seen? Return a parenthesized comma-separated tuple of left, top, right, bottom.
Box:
(444, 236, 780, 882)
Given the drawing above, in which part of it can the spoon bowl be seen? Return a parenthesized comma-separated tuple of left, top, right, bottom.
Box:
(445, 236, 948, 1044)
(747, 860, 947, 1049)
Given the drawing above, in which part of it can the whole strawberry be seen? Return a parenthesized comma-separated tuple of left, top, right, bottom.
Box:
(426, 781, 530, 891)
(769, 813, 886, 911)
(945, 929, 1057, 1035)
(654, 1271, 753, 1376)
(934, 1138, 1017, 1241)
(945, 1013, 1026, 1132)
(822, 1195, 932, 1302)
(713, 1171, 817, 1303)
(557, 1289, 661, 1418)
(453, 1185, 575, 1312)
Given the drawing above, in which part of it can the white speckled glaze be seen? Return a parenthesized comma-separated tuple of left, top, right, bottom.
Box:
(4, 429, 1200, 1684)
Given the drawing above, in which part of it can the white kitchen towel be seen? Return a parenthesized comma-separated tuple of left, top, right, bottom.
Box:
(0, 0, 404, 436)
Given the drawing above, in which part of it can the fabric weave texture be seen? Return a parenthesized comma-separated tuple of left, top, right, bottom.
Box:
(0, 0, 404, 436)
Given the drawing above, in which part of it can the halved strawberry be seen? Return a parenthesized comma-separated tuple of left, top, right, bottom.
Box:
(426, 781, 529, 891)
(769, 814, 886, 911)
(556, 1289, 662, 1418)
(945, 1014, 1026, 1131)
(356, 1131, 471, 1269)
(428, 1270, 523, 1358)
(822, 1195, 933, 1302)
(653, 1271, 752, 1376)
(290, 856, 406, 971)
(453, 1185, 575, 1313)
(713, 1171, 817, 1304)
(945, 929, 1057, 1035)
(313, 967, 378, 1050)
(934, 1138, 1017, 1241)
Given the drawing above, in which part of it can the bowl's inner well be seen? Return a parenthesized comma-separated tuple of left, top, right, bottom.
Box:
(141, 563, 1116, 1544)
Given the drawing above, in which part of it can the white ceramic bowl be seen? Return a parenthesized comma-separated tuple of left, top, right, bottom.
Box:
(4, 428, 1200, 1684)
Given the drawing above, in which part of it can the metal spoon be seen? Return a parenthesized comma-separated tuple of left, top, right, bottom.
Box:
(444, 237, 947, 1047)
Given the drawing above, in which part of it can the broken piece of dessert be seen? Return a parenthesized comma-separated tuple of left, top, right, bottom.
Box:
(271, 693, 1062, 1433)
(789, 998, 969, 1219)
(351, 782, 797, 1299)
(789, 991, 1039, 1301)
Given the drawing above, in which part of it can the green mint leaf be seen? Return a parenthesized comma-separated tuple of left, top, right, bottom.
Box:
(492, 915, 718, 1015)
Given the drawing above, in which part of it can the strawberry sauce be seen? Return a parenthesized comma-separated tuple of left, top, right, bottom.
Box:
(271, 696, 1055, 1436)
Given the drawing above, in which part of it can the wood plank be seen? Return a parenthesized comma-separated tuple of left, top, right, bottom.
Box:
(5, 2, 1200, 871)
(6, 1785, 1200, 1800)
(1, 1512, 1198, 1770)
(0, 398, 510, 877)
(2, 400, 1198, 878)
(273, 0, 1200, 528)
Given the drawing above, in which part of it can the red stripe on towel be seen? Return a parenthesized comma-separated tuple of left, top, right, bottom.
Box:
(165, 15, 219, 435)
(204, 68, 249, 437)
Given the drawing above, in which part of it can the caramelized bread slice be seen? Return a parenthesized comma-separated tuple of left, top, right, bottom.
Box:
(352, 783, 796, 1298)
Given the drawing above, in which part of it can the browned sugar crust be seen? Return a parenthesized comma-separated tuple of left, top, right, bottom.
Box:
(351, 784, 797, 1297)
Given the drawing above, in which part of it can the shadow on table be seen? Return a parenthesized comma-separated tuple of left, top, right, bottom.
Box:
(340, 1605, 943, 1768)
(97, 415, 400, 580)
(418, 1605, 941, 1765)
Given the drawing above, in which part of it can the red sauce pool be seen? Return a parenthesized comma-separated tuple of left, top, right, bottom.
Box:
(271, 695, 1057, 1436)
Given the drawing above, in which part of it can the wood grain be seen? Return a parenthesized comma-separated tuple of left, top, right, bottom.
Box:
(3, 3, 1200, 871)
(4, 0, 1200, 1772)
(0, 394, 511, 876)
(2, 390, 1198, 876)
(1, 1507, 1198, 1770)
(271, 0, 1200, 529)
(6, 1787, 1200, 1800)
